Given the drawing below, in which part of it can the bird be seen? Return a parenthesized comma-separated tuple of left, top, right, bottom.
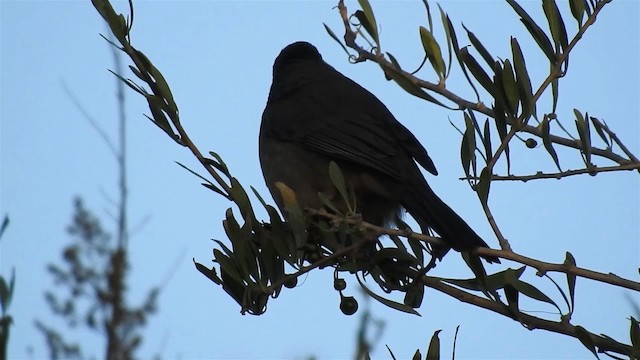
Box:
(259, 41, 499, 266)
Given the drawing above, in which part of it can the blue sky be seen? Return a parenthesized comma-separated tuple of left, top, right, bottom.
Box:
(1, 1, 638, 359)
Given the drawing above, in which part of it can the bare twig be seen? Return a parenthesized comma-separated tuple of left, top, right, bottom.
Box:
(461, 163, 640, 182)
(479, 202, 512, 251)
(62, 81, 119, 159)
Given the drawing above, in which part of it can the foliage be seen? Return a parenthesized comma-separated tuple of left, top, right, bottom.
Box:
(91, 0, 639, 358)
(36, 198, 159, 360)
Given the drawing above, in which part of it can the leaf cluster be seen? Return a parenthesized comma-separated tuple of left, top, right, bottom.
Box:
(90, 0, 640, 358)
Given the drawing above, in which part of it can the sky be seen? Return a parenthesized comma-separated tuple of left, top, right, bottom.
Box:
(1, 1, 639, 359)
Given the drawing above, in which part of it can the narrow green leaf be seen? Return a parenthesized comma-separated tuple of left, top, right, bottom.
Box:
(220, 268, 247, 307)
(136, 50, 179, 118)
(459, 47, 495, 96)
(574, 325, 600, 359)
(0, 215, 9, 240)
(584, 0, 593, 16)
(502, 60, 519, 116)
(511, 37, 534, 119)
(440, 267, 526, 292)
(514, 279, 561, 312)
(328, 161, 351, 212)
(175, 161, 215, 187)
(213, 249, 243, 284)
(541, 117, 562, 171)
(0, 277, 8, 313)
(504, 285, 520, 316)
(464, 113, 477, 177)
(194, 260, 222, 284)
(223, 210, 247, 270)
(542, 0, 563, 51)
(403, 285, 424, 308)
(437, 5, 453, 79)
(323, 23, 350, 56)
(569, 0, 586, 26)
(387, 52, 403, 70)
(477, 167, 491, 207)
(384, 53, 446, 106)
(389, 234, 408, 252)
(7, 270, 14, 310)
(557, 5, 569, 53)
(460, 122, 472, 179)
(422, 0, 433, 31)
(564, 252, 577, 312)
(543, 273, 571, 315)
(128, 65, 145, 82)
(92, 0, 127, 41)
(492, 61, 510, 116)
(109, 70, 146, 96)
(250, 186, 269, 211)
(408, 237, 424, 267)
(462, 252, 489, 293)
(589, 116, 611, 148)
(209, 151, 230, 176)
(356, 0, 379, 44)
(426, 329, 442, 360)
(230, 177, 255, 222)
(411, 349, 421, 360)
(493, 104, 508, 144)
(506, 0, 556, 64)
(419, 26, 446, 79)
(146, 95, 175, 138)
(551, 78, 559, 113)
(202, 183, 226, 198)
(574, 109, 592, 165)
(630, 316, 640, 350)
(445, 16, 480, 100)
(213, 239, 235, 259)
(482, 119, 492, 164)
(357, 276, 421, 316)
(463, 24, 494, 67)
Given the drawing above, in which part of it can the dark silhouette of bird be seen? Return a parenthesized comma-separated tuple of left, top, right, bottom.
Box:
(259, 41, 499, 265)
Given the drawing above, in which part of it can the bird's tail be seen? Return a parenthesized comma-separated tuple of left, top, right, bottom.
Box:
(402, 182, 500, 264)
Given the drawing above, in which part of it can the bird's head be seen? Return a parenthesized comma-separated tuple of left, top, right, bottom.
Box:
(272, 41, 323, 76)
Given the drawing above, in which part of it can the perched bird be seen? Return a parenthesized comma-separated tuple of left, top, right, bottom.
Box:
(259, 41, 498, 264)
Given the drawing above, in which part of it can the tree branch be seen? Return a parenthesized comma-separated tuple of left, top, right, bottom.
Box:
(309, 209, 640, 292)
(421, 275, 638, 357)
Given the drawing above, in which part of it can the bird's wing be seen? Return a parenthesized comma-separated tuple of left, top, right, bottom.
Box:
(264, 70, 438, 179)
(302, 115, 404, 179)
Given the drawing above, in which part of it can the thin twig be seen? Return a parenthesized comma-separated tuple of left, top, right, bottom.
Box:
(62, 81, 119, 159)
(461, 163, 640, 182)
(480, 203, 511, 251)
(475, 247, 640, 292)
(421, 275, 637, 356)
